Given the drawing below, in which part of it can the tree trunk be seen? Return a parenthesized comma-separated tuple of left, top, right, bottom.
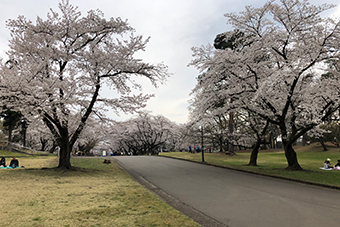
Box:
(319, 138, 328, 151)
(248, 138, 261, 166)
(49, 141, 58, 154)
(23, 129, 26, 147)
(219, 137, 223, 153)
(58, 129, 72, 169)
(283, 141, 303, 170)
(40, 138, 48, 151)
(269, 132, 273, 149)
(58, 142, 71, 169)
(21, 120, 28, 147)
(8, 126, 13, 142)
(228, 111, 235, 154)
(302, 134, 307, 146)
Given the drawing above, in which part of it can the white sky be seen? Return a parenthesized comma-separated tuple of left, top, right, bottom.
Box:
(0, 0, 339, 123)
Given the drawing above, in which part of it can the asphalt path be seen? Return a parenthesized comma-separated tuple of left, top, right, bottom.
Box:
(113, 156, 340, 227)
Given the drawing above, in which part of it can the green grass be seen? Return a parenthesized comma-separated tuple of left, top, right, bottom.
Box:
(160, 143, 340, 188)
(0, 149, 31, 157)
(3, 143, 338, 226)
(0, 151, 200, 227)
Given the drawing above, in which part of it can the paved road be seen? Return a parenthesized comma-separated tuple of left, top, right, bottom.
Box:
(114, 156, 340, 227)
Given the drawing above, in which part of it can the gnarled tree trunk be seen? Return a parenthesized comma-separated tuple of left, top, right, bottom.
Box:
(283, 141, 303, 170)
(58, 128, 72, 169)
(248, 138, 261, 166)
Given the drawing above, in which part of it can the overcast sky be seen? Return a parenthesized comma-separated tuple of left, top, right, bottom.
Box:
(0, 0, 339, 124)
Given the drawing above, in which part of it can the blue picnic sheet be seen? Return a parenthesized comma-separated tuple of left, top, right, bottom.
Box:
(0, 166, 20, 169)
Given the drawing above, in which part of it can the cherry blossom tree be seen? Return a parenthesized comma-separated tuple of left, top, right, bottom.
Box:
(24, 114, 108, 154)
(113, 113, 177, 155)
(74, 117, 110, 155)
(190, 0, 340, 170)
(25, 119, 55, 151)
(0, 0, 168, 168)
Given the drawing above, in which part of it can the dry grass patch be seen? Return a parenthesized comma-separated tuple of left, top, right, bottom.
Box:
(0, 156, 199, 227)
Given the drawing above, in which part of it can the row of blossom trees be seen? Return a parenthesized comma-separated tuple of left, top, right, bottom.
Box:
(14, 112, 188, 157)
(109, 112, 183, 155)
(189, 0, 340, 170)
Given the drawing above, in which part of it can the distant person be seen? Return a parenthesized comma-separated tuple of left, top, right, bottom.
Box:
(189, 146, 192, 153)
(334, 159, 340, 170)
(0, 157, 6, 167)
(335, 159, 340, 167)
(9, 157, 19, 168)
(324, 158, 332, 169)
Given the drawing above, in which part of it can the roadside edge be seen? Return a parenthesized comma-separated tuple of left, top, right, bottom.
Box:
(113, 158, 228, 227)
(159, 155, 340, 191)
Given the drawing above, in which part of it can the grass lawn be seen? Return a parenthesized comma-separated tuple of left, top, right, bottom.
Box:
(0, 152, 200, 227)
(160, 143, 340, 188)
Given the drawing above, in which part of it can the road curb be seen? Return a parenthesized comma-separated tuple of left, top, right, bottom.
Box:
(113, 158, 228, 227)
(158, 155, 340, 191)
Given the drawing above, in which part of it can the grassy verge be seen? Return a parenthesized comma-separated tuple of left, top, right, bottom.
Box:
(160, 143, 340, 188)
(0, 153, 200, 227)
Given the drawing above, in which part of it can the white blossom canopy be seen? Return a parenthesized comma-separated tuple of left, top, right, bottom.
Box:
(0, 0, 169, 138)
(190, 0, 340, 141)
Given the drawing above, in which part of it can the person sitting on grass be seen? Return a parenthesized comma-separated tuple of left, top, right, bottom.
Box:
(334, 159, 340, 170)
(0, 157, 6, 167)
(9, 157, 19, 168)
(324, 159, 333, 169)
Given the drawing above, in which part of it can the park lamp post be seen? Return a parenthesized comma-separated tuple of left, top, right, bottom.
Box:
(199, 126, 205, 163)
